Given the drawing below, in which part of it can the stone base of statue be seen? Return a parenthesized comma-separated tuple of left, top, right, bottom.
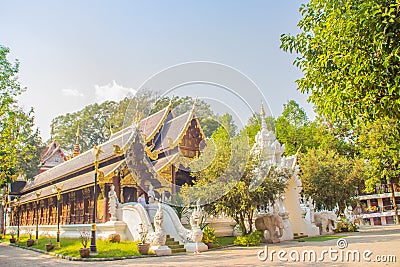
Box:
(97, 221, 128, 240)
(184, 242, 208, 253)
(150, 245, 172, 256)
(306, 223, 320, 237)
(279, 211, 294, 241)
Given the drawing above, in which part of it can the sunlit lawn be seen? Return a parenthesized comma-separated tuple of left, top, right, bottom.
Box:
(1, 234, 140, 258)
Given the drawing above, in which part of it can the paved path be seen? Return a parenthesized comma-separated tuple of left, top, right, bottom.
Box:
(1, 225, 399, 266)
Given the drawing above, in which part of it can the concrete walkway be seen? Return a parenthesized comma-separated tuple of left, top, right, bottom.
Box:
(0, 225, 399, 266)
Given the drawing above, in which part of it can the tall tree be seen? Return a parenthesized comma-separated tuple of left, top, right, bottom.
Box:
(0, 45, 42, 185)
(281, 0, 400, 125)
(299, 148, 367, 212)
(181, 124, 288, 235)
(358, 119, 400, 223)
(51, 101, 120, 153)
(275, 100, 317, 155)
(50, 90, 159, 153)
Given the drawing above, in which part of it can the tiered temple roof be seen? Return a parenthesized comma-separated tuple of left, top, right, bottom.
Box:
(18, 102, 204, 205)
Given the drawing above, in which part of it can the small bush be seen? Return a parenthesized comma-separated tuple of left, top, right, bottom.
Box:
(202, 225, 217, 244)
(234, 231, 262, 247)
(335, 216, 359, 233)
(108, 233, 121, 243)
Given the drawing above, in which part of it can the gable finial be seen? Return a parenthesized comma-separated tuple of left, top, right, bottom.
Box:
(73, 125, 81, 157)
(260, 101, 265, 116)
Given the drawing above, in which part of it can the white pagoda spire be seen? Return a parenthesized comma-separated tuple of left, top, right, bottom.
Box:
(251, 103, 285, 164)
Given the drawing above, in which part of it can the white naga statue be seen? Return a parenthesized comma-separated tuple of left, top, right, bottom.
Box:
(187, 202, 203, 244)
(147, 203, 166, 246)
(108, 184, 119, 221)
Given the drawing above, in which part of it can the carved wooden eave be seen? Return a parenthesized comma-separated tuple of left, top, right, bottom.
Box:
(97, 159, 126, 185)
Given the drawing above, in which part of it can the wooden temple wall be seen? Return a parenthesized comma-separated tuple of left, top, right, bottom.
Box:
(10, 182, 138, 227)
(10, 186, 100, 227)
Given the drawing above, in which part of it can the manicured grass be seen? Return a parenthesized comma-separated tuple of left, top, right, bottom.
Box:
(214, 236, 236, 247)
(296, 235, 346, 242)
(2, 234, 140, 258)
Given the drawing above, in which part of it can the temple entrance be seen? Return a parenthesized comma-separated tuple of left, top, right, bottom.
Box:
(123, 187, 137, 203)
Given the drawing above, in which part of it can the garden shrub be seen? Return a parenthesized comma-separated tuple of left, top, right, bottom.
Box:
(335, 216, 359, 233)
(202, 225, 217, 244)
(234, 231, 262, 246)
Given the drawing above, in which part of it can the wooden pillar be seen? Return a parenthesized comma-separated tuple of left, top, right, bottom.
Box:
(103, 184, 110, 223)
(69, 192, 75, 224)
(83, 188, 90, 224)
(172, 164, 176, 195)
(112, 173, 121, 203)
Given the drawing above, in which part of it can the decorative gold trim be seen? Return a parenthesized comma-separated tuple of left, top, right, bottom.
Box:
(97, 170, 105, 181)
(113, 144, 124, 156)
(167, 137, 174, 149)
(145, 145, 159, 160)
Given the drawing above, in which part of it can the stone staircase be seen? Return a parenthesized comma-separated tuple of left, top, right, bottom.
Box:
(166, 235, 186, 253)
(294, 232, 308, 239)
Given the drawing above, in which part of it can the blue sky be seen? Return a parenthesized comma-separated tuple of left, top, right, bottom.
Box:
(1, 0, 311, 140)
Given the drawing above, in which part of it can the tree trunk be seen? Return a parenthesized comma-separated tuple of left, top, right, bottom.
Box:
(239, 213, 247, 235)
(390, 182, 399, 224)
(247, 213, 253, 233)
(0, 205, 3, 235)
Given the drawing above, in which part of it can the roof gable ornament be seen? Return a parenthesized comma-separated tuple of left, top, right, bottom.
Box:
(73, 125, 81, 157)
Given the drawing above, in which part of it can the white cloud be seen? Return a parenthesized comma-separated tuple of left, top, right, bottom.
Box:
(94, 80, 137, 103)
(61, 88, 84, 97)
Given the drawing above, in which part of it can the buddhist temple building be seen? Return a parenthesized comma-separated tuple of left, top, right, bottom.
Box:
(8, 102, 204, 227)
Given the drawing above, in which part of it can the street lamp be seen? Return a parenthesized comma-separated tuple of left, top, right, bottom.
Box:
(34, 191, 41, 244)
(52, 185, 63, 248)
(90, 144, 102, 254)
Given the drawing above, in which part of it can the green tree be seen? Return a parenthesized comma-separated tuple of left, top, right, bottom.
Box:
(0, 46, 42, 185)
(181, 124, 288, 235)
(281, 0, 400, 125)
(51, 101, 120, 153)
(245, 113, 275, 147)
(50, 90, 158, 153)
(275, 100, 318, 155)
(358, 119, 400, 223)
(299, 148, 367, 212)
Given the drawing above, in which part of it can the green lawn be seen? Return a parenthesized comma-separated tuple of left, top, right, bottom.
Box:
(296, 235, 346, 242)
(1, 234, 140, 258)
(214, 236, 236, 247)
